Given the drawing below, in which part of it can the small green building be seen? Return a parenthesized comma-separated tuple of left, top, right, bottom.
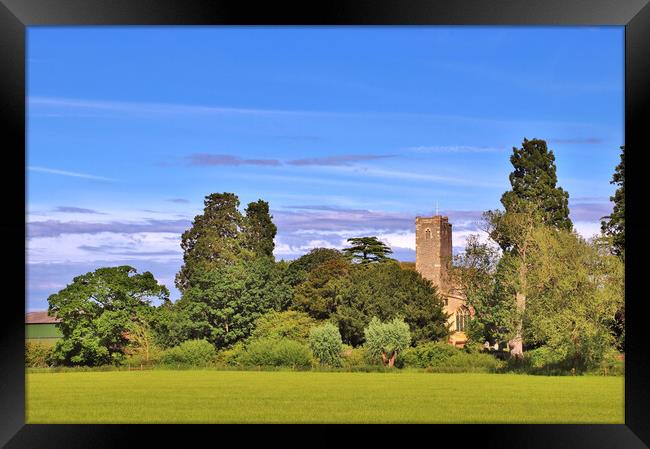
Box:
(26, 311, 62, 344)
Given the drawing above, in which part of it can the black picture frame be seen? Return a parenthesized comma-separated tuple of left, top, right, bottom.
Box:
(2, 0, 648, 447)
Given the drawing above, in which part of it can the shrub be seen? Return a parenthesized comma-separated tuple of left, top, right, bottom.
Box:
(215, 341, 246, 366)
(309, 323, 343, 367)
(249, 310, 319, 343)
(403, 342, 502, 373)
(597, 349, 624, 376)
(159, 339, 216, 367)
(124, 345, 163, 367)
(238, 338, 312, 369)
(402, 342, 459, 368)
(26, 342, 54, 368)
(440, 352, 502, 373)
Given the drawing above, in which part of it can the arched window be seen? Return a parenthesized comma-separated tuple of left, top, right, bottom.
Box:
(455, 308, 469, 332)
(425, 229, 431, 240)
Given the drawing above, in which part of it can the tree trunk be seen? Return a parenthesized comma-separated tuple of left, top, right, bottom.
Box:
(509, 292, 525, 358)
(387, 351, 397, 368)
(510, 225, 530, 359)
(380, 352, 389, 366)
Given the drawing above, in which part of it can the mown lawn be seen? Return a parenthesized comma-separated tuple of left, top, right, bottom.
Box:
(26, 370, 623, 423)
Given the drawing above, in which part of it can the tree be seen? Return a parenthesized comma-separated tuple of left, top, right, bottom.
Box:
(342, 236, 394, 264)
(483, 138, 573, 357)
(601, 145, 625, 260)
(482, 207, 539, 357)
(452, 235, 516, 347)
(499, 138, 572, 242)
(242, 199, 277, 258)
(363, 317, 411, 368)
(124, 312, 157, 364)
(48, 266, 169, 366)
(284, 248, 346, 287)
(523, 227, 623, 370)
(175, 193, 249, 292)
(249, 310, 319, 343)
(292, 259, 448, 346)
(309, 323, 343, 367)
(291, 258, 351, 320)
(180, 257, 291, 348)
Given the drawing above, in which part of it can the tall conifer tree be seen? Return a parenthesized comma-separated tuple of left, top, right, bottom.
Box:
(601, 145, 625, 259)
(500, 138, 572, 235)
(175, 193, 245, 292)
(242, 200, 277, 258)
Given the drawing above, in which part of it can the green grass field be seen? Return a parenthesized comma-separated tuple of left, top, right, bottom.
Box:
(27, 370, 624, 423)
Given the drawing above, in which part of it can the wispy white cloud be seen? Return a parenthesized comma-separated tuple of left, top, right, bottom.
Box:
(405, 145, 507, 154)
(28, 96, 312, 117)
(329, 166, 506, 189)
(28, 166, 116, 182)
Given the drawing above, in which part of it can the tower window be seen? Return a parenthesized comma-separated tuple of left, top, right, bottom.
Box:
(425, 229, 431, 240)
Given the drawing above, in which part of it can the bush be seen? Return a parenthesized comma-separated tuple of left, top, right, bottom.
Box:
(238, 338, 312, 369)
(403, 342, 502, 373)
(338, 345, 389, 371)
(597, 349, 624, 376)
(402, 342, 459, 368)
(309, 323, 343, 367)
(124, 345, 163, 367)
(159, 339, 216, 367)
(26, 342, 54, 368)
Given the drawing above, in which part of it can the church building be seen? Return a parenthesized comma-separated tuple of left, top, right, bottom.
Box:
(415, 215, 472, 347)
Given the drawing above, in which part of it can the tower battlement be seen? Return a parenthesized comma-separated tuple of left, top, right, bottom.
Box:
(415, 215, 453, 293)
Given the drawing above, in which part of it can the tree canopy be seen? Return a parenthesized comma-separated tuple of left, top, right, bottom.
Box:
(342, 236, 394, 264)
(179, 257, 292, 348)
(499, 138, 572, 239)
(363, 317, 411, 368)
(242, 199, 277, 258)
(47, 266, 169, 366)
(175, 193, 277, 292)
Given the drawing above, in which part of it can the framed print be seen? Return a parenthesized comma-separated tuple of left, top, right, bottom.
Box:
(2, 0, 649, 447)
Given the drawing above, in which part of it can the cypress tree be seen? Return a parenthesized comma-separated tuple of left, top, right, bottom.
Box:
(242, 199, 277, 258)
(500, 138, 572, 232)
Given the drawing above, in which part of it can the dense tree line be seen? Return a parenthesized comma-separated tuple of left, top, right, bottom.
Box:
(47, 194, 448, 366)
(45, 138, 624, 373)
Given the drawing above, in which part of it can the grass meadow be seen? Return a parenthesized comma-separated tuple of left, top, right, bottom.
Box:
(27, 370, 623, 423)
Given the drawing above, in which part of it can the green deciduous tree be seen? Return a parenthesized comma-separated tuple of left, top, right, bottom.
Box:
(180, 257, 291, 348)
(482, 207, 539, 357)
(291, 258, 351, 320)
(284, 247, 346, 287)
(601, 145, 625, 260)
(249, 310, 319, 343)
(364, 317, 411, 368)
(291, 259, 448, 347)
(523, 227, 624, 370)
(48, 266, 169, 366)
(342, 236, 394, 264)
(452, 235, 516, 346)
(309, 322, 343, 367)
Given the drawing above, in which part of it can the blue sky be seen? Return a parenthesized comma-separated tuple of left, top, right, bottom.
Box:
(27, 26, 624, 310)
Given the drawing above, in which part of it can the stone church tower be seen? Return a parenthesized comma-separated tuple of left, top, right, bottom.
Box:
(415, 215, 453, 293)
(415, 215, 471, 346)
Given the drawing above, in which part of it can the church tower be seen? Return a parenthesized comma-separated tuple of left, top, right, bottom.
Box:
(415, 215, 453, 293)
